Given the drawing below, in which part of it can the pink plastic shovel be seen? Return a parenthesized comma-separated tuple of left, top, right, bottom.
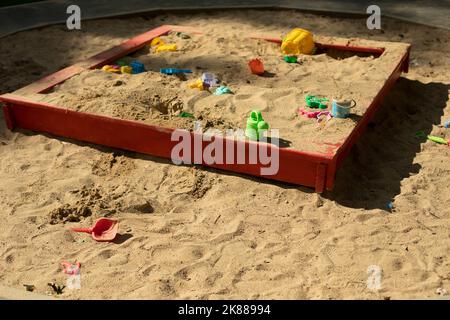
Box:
(71, 218, 119, 242)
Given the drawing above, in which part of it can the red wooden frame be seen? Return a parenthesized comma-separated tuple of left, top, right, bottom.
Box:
(0, 25, 410, 192)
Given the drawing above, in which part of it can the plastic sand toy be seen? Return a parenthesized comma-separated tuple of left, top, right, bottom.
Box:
(245, 110, 269, 141)
(248, 58, 265, 75)
(283, 56, 298, 63)
(71, 218, 119, 242)
(281, 28, 315, 55)
(416, 131, 450, 146)
(101, 65, 121, 73)
(445, 120, 450, 128)
(130, 61, 145, 74)
(317, 111, 333, 123)
(214, 86, 232, 95)
(201, 73, 220, 88)
(331, 99, 356, 118)
(150, 36, 177, 52)
(160, 68, 192, 75)
(120, 66, 132, 74)
(115, 60, 127, 67)
(102, 64, 132, 74)
(298, 108, 332, 122)
(176, 32, 190, 39)
(178, 111, 195, 118)
(305, 95, 329, 109)
(387, 202, 394, 211)
(150, 37, 165, 47)
(188, 79, 204, 90)
(299, 108, 322, 118)
(155, 44, 177, 52)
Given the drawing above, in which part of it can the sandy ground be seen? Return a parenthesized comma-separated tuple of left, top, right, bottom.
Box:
(22, 30, 409, 153)
(0, 9, 449, 300)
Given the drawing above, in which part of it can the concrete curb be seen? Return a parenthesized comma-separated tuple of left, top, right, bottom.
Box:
(0, 0, 449, 38)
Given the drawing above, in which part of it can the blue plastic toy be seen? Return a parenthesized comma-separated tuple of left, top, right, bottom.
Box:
(444, 120, 450, 128)
(130, 61, 146, 74)
(214, 86, 232, 95)
(331, 99, 356, 118)
(387, 202, 394, 210)
(160, 68, 192, 75)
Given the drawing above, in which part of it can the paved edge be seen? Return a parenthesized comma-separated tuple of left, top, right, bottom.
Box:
(0, 0, 449, 38)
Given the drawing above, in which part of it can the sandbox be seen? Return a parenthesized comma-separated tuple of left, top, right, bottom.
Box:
(0, 25, 410, 192)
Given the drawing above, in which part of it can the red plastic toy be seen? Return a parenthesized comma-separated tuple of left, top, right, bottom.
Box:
(71, 218, 119, 242)
(248, 58, 265, 75)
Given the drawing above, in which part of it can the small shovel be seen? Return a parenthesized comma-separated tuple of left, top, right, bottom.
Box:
(416, 131, 450, 146)
(71, 218, 119, 242)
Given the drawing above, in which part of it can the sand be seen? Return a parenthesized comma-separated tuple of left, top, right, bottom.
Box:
(19, 29, 409, 154)
(0, 9, 449, 300)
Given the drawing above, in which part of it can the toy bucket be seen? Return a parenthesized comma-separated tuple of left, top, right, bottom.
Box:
(248, 59, 265, 75)
(331, 99, 356, 118)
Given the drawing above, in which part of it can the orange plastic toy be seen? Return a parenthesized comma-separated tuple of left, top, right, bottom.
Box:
(248, 58, 265, 75)
(71, 218, 119, 242)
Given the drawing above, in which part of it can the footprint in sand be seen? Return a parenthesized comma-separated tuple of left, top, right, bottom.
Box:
(205, 272, 223, 287)
(186, 91, 211, 109)
(391, 257, 404, 271)
(174, 261, 210, 284)
(260, 89, 292, 101)
(234, 93, 252, 100)
(98, 249, 115, 260)
(210, 219, 244, 244)
(4, 253, 14, 264)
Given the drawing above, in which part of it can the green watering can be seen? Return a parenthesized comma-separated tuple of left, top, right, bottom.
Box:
(245, 110, 269, 141)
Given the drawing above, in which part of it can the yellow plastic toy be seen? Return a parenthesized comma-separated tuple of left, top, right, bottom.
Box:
(281, 28, 315, 55)
(120, 66, 132, 74)
(101, 65, 121, 73)
(150, 37, 165, 47)
(188, 79, 204, 90)
(150, 36, 178, 52)
(155, 44, 178, 53)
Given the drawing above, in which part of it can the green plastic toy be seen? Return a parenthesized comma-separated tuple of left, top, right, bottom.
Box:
(305, 95, 329, 109)
(178, 111, 195, 118)
(416, 131, 449, 146)
(115, 60, 127, 67)
(176, 32, 191, 39)
(245, 110, 269, 141)
(283, 55, 298, 63)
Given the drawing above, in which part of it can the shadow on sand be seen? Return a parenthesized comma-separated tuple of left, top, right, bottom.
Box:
(2, 78, 448, 210)
(324, 77, 449, 210)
